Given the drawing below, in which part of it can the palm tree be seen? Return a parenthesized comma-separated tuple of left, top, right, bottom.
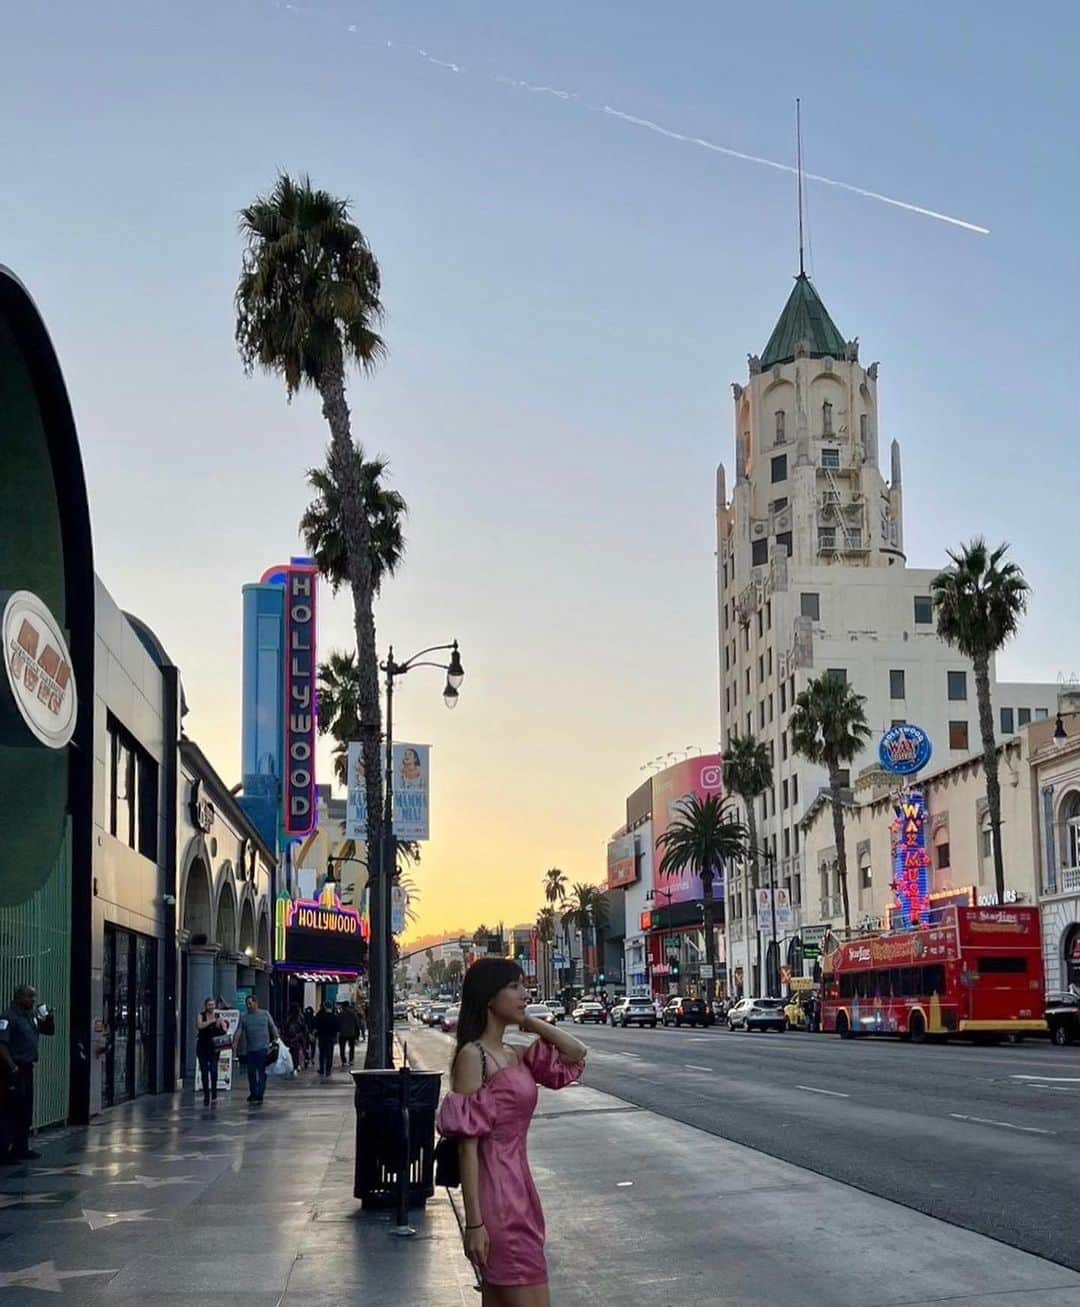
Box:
(561, 883, 609, 990)
(535, 906, 557, 997)
(932, 539, 1029, 904)
(316, 650, 362, 785)
(656, 794, 748, 1001)
(300, 452, 407, 596)
(723, 734, 773, 982)
(544, 868, 569, 979)
(236, 173, 388, 1065)
(790, 675, 872, 936)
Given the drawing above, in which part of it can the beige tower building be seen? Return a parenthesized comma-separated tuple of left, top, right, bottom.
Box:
(717, 273, 1058, 994)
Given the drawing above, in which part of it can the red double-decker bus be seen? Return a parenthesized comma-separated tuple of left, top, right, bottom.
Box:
(820, 906, 1045, 1042)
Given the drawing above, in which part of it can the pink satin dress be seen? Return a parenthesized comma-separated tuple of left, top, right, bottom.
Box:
(437, 1039, 584, 1287)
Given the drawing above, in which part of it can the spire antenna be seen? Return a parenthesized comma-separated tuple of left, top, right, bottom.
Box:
(796, 97, 805, 277)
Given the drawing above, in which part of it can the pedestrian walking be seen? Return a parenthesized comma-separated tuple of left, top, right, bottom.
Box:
(437, 957, 587, 1304)
(355, 995, 368, 1041)
(283, 1004, 307, 1072)
(195, 998, 226, 1106)
(314, 1000, 339, 1078)
(234, 995, 279, 1104)
(302, 1005, 317, 1068)
(337, 1001, 359, 1067)
(0, 984, 56, 1163)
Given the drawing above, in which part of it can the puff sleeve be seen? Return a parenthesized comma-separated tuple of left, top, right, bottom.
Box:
(437, 1087, 497, 1139)
(524, 1037, 585, 1090)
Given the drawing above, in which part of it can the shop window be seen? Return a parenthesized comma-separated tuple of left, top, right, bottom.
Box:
(1000, 707, 1014, 735)
(914, 595, 933, 624)
(771, 454, 788, 484)
(948, 671, 968, 701)
(801, 592, 820, 621)
(949, 720, 969, 751)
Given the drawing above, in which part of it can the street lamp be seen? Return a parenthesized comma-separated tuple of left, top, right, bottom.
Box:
(1054, 711, 1068, 744)
(371, 639, 464, 1068)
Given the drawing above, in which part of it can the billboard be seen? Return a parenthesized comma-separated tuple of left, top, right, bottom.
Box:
(607, 833, 637, 890)
(651, 753, 725, 905)
(345, 741, 431, 841)
(283, 563, 318, 837)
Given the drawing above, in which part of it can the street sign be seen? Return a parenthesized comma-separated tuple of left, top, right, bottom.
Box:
(802, 945, 821, 961)
(801, 925, 827, 946)
(699, 964, 714, 980)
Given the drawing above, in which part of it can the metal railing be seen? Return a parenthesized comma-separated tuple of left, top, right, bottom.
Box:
(0, 818, 71, 1128)
(1061, 866, 1080, 893)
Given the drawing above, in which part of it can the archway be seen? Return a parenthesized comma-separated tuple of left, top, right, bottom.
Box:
(215, 874, 237, 954)
(181, 857, 213, 943)
(239, 897, 256, 957)
(1064, 924, 1080, 989)
(256, 905, 270, 964)
(1059, 790, 1080, 878)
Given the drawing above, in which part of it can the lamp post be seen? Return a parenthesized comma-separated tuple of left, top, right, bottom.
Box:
(755, 844, 779, 996)
(375, 640, 464, 1068)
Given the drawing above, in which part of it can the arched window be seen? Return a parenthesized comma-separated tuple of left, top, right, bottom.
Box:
(822, 400, 833, 435)
(775, 410, 786, 442)
(1060, 791, 1080, 872)
(859, 850, 872, 890)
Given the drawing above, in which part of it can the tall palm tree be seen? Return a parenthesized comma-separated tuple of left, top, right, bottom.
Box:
(656, 794, 748, 1001)
(561, 883, 609, 989)
(317, 651, 362, 785)
(723, 734, 773, 986)
(300, 452, 407, 597)
(544, 868, 570, 978)
(236, 173, 388, 1064)
(932, 539, 1029, 904)
(790, 675, 872, 936)
(535, 907, 557, 997)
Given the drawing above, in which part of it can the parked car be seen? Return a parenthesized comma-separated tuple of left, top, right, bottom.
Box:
(572, 1001, 606, 1024)
(439, 1005, 460, 1033)
(1046, 991, 1080, 1045)
(525, 1003, 556, 1024)
(662, 997, 707, 1028)
(744, 997, 788, 1033)
(609, 996, 658, 1028)
(726, 997, 756, 1030)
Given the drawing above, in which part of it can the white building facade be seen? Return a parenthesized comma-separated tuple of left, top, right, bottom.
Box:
(717, 274, 1059, 995)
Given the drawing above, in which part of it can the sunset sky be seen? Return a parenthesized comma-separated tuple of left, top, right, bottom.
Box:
(4, 2, 1078, 942)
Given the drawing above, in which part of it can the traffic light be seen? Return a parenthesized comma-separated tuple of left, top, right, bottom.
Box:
(668, 955, 680, 979)
(598, 973, 606, 984)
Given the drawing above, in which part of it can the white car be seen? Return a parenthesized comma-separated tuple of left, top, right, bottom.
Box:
(525, 1003, 556, 1024)
(571, 1001, 606, 1024)
(545, 1000, 566, 1022)
(609, 996, 658, 1028)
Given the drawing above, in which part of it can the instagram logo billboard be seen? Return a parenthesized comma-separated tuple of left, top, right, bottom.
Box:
(651, 753, 725, 906)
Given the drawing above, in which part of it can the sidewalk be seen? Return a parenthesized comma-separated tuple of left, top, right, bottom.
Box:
(0, 1032, 1078, 1305)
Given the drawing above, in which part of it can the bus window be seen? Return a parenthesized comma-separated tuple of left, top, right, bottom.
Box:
(923, 964, 945, 994)
(977, 957, 1027, 974)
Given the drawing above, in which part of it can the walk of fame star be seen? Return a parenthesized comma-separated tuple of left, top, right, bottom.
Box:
(107, 1175, 197, 1188)
(0, 1262, 117, 1293)
(33, 1163, 129, 1177)
(51, 1207, 161, 1231)
(0, 1193, 59, 1209)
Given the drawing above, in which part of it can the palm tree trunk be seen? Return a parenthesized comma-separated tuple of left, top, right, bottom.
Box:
(318, 356, 387, 1068)
(701, 870, 717, 1002)
(973, 653, 1006, 904)
(744, 795, 760, 994)
(830, 768, 851, 936)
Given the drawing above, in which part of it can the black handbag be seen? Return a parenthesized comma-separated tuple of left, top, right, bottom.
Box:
(434, 1135, 460, 1188)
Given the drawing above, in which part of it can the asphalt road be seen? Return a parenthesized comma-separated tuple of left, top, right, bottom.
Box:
(548, 1019, 1080, 1270)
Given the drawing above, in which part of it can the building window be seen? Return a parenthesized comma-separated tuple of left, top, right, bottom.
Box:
(826, 668, 847, 687)
(745, 668, 751, 694)
(752, 537, 768, 567)
(822, 400, 833, 435)
(1035, 707, 1049, 721)
(783, 827, 791, 858)
(108, 716, 159, 861)
(819, 527, 837, 551)
(821, 447, 840, 471)
(780, 683, 787, 713)
(781, 731, 788, 760)
(793, 825, 800, 853)
(758, 654, 765, 683)
(768, 694, 774, 723)
(914, 595, 933, 624)
(1018, 707, 1031, 727)
(890, 669, 905, 700)
(758, 702, 765, 729)
(776, 530, 793, 556)
(949, 720, 969, 750)
(848, 527, 862, 550)
(947, 671, 968, 701)
(981, 826, 993, 860)
(775, 410, 786, 442)
(767, 649, 773, 676)
(801, 592, 820, 621)
(860, 413, 869, 445)
(766, 601, 772, 629)
(771, 454, 788, 483)
(936, 840, 951, 870)
(746, 712, 752, 736)
(757, 611, 764, 639)
(743, 626, 750, 651)
(859, 854, 872, 890)
(782, 779, 789, 809)
(770, 497, 788, 515)
(792, 775, 799, 804)
(891, 719, 907, 728)
(1000, 706, 1015, 735)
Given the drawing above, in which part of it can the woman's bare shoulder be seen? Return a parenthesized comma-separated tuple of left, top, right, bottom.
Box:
(451, 1043, 484, 1094)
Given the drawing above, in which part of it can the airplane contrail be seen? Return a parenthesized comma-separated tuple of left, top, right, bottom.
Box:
(297, 4, 992, 237)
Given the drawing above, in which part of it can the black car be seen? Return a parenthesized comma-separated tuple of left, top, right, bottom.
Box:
(661, 997, 707, 1028)
(1046, 991, 1080, 1045)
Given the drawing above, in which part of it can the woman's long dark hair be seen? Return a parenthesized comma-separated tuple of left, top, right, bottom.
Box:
(452, 957, 524, 1066)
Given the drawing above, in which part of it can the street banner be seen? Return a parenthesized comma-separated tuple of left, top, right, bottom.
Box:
(391, 884, 407, 935)
(774, 887, 794, 931)
(756, 887, 794, 931)
(346, 741, 431, 841)
(755, 888, 773, 929)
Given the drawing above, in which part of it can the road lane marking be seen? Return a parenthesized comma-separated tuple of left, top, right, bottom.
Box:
(949, 1113, 1053, 1135)
(796, 1085, 849, 1098)
(683, 1064, 712, 1072)
(1011, 1075, 1080, 1082)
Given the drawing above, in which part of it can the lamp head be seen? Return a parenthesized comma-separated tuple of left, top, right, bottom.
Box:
(443, 682, 460, 710)
(446, 641, 464, 690)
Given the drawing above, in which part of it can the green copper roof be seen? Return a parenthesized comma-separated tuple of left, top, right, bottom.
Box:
(760, 274, 847, 369)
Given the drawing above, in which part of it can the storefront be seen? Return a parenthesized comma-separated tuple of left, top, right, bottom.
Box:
(0, 266, 95, 1127)
(274, 885, 367, 1009)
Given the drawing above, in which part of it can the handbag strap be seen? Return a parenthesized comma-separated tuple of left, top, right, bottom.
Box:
(474, 1041, 489, 1085)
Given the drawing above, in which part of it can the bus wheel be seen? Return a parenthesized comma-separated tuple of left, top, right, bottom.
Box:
(836, 1012, 852, 1040)
(909, 1013, 926, 1044)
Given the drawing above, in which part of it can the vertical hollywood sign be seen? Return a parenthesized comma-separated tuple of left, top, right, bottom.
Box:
(284, 565, 317, 836)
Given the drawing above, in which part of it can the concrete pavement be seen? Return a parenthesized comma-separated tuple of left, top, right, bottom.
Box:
(0, 1026, 1078, 1304)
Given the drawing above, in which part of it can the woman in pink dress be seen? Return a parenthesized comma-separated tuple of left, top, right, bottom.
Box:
(437, 957, 587, 1305)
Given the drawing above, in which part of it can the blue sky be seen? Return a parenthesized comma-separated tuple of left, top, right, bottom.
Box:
(4, 2, 1077, 934)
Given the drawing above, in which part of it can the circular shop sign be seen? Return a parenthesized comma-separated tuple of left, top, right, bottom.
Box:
(2, 590, 77, 748)
(878, 723, 932, 776)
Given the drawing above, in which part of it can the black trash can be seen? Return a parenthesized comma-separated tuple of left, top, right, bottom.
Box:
(351, 1067, 442, 1210)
